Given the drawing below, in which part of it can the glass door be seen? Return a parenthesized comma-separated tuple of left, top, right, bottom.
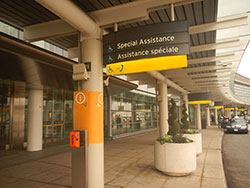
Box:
(201, 105, 207, 129)
(43, 99, 65, 143)
(53, 99, 64, 140)
(43, 99, 53, 142)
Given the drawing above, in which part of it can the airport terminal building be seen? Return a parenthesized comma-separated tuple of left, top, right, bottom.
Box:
(1, 1, 250, 187)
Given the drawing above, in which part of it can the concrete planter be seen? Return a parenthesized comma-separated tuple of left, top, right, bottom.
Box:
(154, 141, 196, 176)
(183, 132, 202, 155)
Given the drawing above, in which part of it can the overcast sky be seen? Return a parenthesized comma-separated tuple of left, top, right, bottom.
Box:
(217, 0, 250, 78)
(237, 42, 250, 78)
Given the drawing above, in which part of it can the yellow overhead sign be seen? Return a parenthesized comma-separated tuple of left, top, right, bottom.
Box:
(106, 55, 187, 75)
(210, 106, 224, 109)
(224, 108, 234, 111)
(238, 109, 246, 111)
(188, 100, 212, 104)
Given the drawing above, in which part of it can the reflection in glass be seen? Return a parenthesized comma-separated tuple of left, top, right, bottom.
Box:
(42, 99, 72, 142)
(189, 105, 195, 127)
(0, 96, 10, 148)
(111, 92, 157, 136)
(64, 100, 73, 137)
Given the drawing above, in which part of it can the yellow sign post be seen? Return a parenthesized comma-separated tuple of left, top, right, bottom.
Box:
(73, 90, 103, 144)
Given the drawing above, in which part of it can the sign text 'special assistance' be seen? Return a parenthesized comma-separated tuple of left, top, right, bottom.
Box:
(117, 36, 175, 50)
(103, 20, 190, 65)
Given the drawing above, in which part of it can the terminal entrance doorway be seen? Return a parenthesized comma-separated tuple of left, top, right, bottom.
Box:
(42, 97, 73, 144)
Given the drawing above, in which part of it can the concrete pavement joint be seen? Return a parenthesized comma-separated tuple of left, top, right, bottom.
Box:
(105, 185, 122, 188)
(106, 166, 142, 187)
(202, 147, 221, 150)
(37, 160, 71, 169)
(1, 174, 71, 188)
(199, 140, 210, 188)
(104, 156, 140, 185)
(220, 131, 229, 188)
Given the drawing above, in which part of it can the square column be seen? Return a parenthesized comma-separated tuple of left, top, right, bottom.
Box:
(11, 81, 26, 149)
(234, 108, 237, 116)
(225, 110, 231, 118)
(215, 108, 218, 125)
(206, 106, 211, 127)
(27, 89, 43, 151)
(196, 104, 202, 130)
(183, 94, 189, 117)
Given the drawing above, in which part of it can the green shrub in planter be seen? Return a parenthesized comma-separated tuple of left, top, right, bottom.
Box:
(181, 102, 190, 130)
(179, 102, 202, 155)
(155, 99, 197, 175)
(157, 134, 193, 144)
(180, 128, 199, 134)
(157, 99, 193, 144)
(168, 98, 180, 137)
(180, 103, 199, 134)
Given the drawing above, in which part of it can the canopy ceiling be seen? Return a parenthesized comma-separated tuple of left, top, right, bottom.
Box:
(0, 0, 249, 105)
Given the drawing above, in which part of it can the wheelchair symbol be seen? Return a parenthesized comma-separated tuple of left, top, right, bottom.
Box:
(108, 66, 113, 73)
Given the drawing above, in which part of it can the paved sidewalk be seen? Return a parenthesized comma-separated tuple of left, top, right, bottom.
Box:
(0, 126, 227, 188)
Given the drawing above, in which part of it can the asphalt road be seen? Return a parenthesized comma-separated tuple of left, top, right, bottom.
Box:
(222, 130, 250, 188)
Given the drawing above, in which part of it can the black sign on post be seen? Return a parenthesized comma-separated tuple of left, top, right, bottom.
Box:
(84, 62, 91, 72)
(103, 20, 189, 65)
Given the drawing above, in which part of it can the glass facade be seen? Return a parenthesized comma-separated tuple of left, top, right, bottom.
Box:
(0, 78, 191, 150)
(40, 90, 157, 142)
(0, 21, 159, 148)
(0, 79, 12, 149)
(42, 95, 73, 143)
(0, 21, 72, 146)
(0, 95, 11, 149)
(189, 104, 196, 127)
(0, 21, 68, 58)
(201, 105, 207, 129)
(188, 104, 208, 129)
(64, 100, 73, 137)
(53, 99, 64, 139)
(111, 92, 157, 136)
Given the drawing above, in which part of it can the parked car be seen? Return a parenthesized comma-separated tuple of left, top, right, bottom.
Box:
(226, 117, 248, 134)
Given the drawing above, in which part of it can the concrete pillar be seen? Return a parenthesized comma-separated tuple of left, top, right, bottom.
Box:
(196, 104, 202, 130)
(159, 83, 169, 136)
(11, 81, 26, 149)
(234, 108, 237, 116)
(108, 95, 112, 138)
(156, 87, 160, 137)
(225, 110, 231, 118)
(215, 108, 218, 125)
(132, 101, 137, 131)
(206, 106, 211, 127)
(222, 108, 225, 116)
(80, 38, 104, 188)
(27, 89, 43, 151)
(183, 94, 189, 117)
(179, 98, 182, 123)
